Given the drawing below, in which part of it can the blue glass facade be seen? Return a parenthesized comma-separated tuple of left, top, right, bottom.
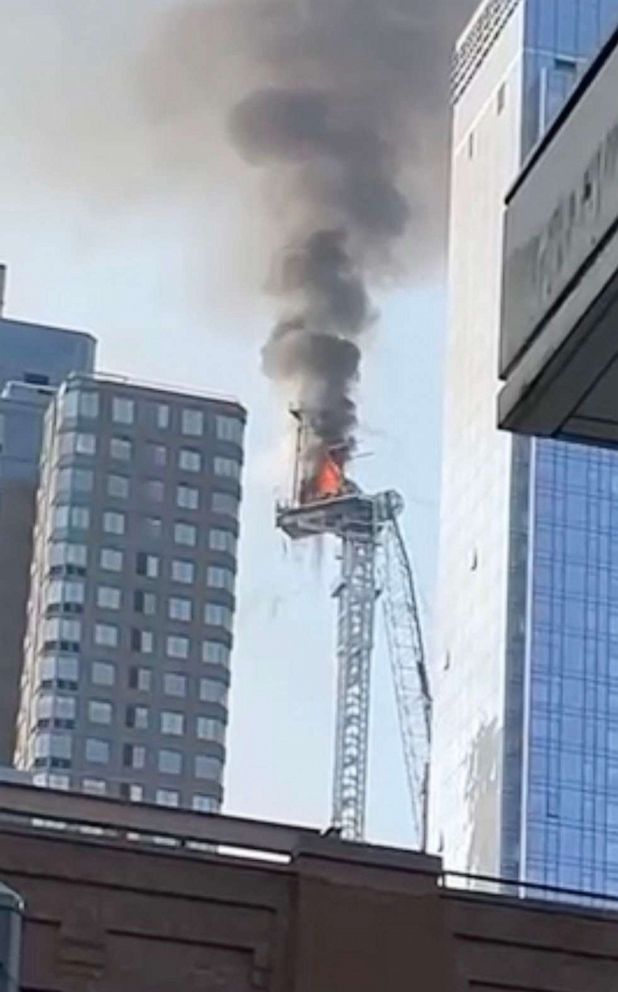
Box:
(501, 1, 618, 893)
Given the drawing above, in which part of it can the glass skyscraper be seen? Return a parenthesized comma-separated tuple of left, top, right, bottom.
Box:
(431, 0, 618, 895)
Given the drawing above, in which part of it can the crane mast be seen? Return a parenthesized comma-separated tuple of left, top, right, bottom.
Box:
(276, 417, 431, 844)
(331, 511, 378, 840)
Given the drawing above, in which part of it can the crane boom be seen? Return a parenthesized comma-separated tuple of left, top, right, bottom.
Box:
(378, 497, 432, 848)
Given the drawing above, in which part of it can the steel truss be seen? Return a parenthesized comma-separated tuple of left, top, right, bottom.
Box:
(276, 489, 431, 845)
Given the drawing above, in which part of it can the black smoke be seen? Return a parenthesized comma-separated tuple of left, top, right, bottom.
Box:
(219, 0, 470, 461)
(0, 0, 479, 461)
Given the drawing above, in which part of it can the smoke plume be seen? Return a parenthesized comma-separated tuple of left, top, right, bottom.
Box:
(206, 0, 471, 466)
(0, 0, 478, 464)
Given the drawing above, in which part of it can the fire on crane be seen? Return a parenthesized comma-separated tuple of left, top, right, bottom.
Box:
(275, 412, 432, 846)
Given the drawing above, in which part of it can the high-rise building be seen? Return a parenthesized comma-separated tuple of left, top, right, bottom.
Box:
(431, 0, 618, 894)
(0, 316, 95, 764)
(15, 374, 245, 812)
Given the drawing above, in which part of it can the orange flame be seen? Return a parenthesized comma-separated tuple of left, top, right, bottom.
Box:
(315, 455, 343, 497)
(312, 453, 344, 499)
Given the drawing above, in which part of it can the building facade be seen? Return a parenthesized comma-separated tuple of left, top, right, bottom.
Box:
(15, 374, 245, 812)
(0, 318, 95, 764)
(431, 0, 618, 893)
(3, 781, 618, 992)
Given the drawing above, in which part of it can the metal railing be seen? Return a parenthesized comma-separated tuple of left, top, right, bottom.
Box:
(440, 868, 618, 913)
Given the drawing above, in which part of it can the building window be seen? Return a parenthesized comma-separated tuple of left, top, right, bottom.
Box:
(94, 623, 119, 648)
(100, 548, 123, 572)
(134, 590, 157, 615)
(169, 596, 192, 622)
(34, 731, 72, 761)
(53, 505, 90, 531)
(161, 711, 185, 736)
(75, 432, 97, 455)
(97, 585, 121, 610)
(196, 717, 225, 744)
(36, 693, 76, 725)
(112, 397, 134, 425)
(199, 679, 228, 705)
(156, 789, 180, 808)
(149, 443, 167, 467)
(202, 640, 230, 666)
(164, 673, 187, 697)
(144, 479, 164, 502)
(131, 629, 154, 654)
(129, 666, 152, 692)
(204, 604, 233, 632)
(192, 795, 217, 813)
(178, 448, 201, 472)
(47, 579, 85, 607)
(177, 484, 199, 510)
(214, 456, 241, 480)
(50, 542, 88, 568)
(174, 522, 197, 547)
(212, 492, 238, 517)
(70, 506, 90, 530)
(181, 409, 204, 436)
(143, 517, 162, 540)
(57, 467, 94, 494)
(103, 511, 125, 535)
(78, 391, 99, 419)
(40, 654, 79, 687)
(167, 635, 190, 660)
(58, 431, 77, 457)
(136, 552, 159, 578)
(88, 700, 113, 725)
(209, 529, 236, 555)
(107, 474, 130, 499)
(194, 755, 223, 779)
(62, 389, 97, 420)
(206, 566, 235, 592)
(59, 432, 97, 455)
(92, 660, 115, 686)
(82, 778, 107, 796)
(123, 744, 146, 770)
(44, 617, 81, 647)
(215, 415, 243, 444)
(110, 436, 132, 460)
(156, 403, 170, 429)
(85, 738, 110, 764)
(171, 559, 195, 584)
(158, 749, 182, 775)
(120, 783, 144, 802)
(126, 705, 149, 730)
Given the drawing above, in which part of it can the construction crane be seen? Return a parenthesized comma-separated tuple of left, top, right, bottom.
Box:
(276, 417, 432, 845)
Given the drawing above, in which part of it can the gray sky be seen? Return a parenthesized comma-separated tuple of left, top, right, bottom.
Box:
(0, 0, 472, 845)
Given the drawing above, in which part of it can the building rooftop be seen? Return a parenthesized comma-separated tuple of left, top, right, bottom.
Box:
(451, 0, 521, 105)
(2, 780, 618, 991)
(66, 371, 246, 415)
